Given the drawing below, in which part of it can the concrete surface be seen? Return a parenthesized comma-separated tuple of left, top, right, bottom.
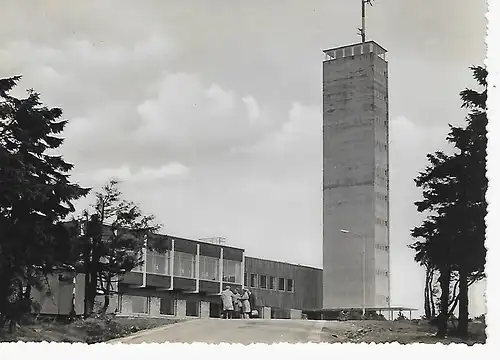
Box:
(108, 319, 330, 344)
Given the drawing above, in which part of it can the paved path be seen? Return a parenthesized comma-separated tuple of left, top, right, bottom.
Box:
(109, 319, 329, 344)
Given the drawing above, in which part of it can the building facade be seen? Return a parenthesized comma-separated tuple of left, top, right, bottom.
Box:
(244, 257, 322, 319)
(34, 233, 322, 319)
(322, 40, 390, 309)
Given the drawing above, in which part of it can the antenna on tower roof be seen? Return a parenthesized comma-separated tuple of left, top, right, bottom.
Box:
(357, 0, 374, 43)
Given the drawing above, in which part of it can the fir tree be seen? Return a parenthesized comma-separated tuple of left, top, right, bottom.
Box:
(0, 76, 90, 330)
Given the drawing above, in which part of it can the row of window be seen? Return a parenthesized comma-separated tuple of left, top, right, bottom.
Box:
(327, 116, 388, 130)
(244, 273, 295, 293)
(376, 269, 389, 277)
(374, 73, 386, 88)
(375, 217, 388, 227)
(374, 65, 387, 77)
(326, 43, 384, 60)
(135, 251, 242, 284)
(375, 243, 389, 252)
(375, 176, 386, 185)
(122, 295, 199, 317)
(375, 176, 388, 188)
(375, 165, 388, 178)
(375, 140, 388, 152)
(374, 89, 387, 102)
(329, 119, 372, 130)
(374, 116, 388, 127)
(375, 192, 388, 202)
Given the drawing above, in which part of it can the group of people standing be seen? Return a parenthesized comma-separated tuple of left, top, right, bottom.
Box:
(220, 286, 256, 319)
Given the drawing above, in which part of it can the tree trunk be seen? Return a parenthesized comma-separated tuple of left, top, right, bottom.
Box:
(83, 238, 91, 317)
(0, 270, 11, 330)
(448, 279, 460, 316)
(429, 269, 436, 319)
(424, 267, 431, 319)
(101, 274, 112, 314)
(457, 268, 470, 337)
(437, 266, 451, 338)
(87, 235, 100, 316)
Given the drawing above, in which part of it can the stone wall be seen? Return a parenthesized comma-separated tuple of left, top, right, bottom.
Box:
(200, 301, 210, 319)
(175, 299, 186, 317)
(150, 297, 161, 317)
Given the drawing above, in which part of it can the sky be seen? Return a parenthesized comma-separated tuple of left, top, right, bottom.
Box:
(0, 0, 487, 314)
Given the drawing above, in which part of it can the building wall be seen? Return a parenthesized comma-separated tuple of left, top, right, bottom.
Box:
(244, 256, 322, 312)
(322, 41, 390, 309)
(31, 235, 324, 318)
(112, 236, 246, 318)
(31, 272, 85, 316)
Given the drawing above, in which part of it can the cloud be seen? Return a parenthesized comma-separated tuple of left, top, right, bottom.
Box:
(74, 162, 189, 186)
(242, 96, 261, 124)
(135, 72, 275, 157)
(235, 102, 322, 160)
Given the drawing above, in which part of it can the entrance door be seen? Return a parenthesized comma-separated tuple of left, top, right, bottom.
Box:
(209, 302, 221, 318)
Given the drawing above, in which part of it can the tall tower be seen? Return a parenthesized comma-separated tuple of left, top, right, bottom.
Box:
(322, 40, 390, 310)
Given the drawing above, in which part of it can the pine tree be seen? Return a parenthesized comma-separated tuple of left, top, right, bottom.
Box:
(0, 76, 90, 329)
(79, 179, 161, 316)
(410, 66, 487, 338)
(448, 66, 487, 336)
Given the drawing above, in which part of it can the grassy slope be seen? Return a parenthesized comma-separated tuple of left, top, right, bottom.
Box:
(0, 316, 183, 344)
(321, 319, 486, 345)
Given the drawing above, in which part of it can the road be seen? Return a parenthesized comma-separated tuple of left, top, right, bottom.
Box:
(108, 319, 335, 344)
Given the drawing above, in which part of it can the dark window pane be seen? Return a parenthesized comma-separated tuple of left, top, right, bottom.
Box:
(269, 276, 276, 290)
(260, 275, 267, 289)
(278, 277, 285, 291)
(250, 274, 258, 288)
(186, 300, 200, 317)
(131, 296, 149, 314)
(160, 296, 174, 315)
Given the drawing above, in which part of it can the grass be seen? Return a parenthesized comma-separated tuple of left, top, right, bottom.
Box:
(0, 315, 184, 344)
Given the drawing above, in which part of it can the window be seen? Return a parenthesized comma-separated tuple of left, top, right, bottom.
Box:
(286, 279, 295, 293)
(199, 255, 219, 281)
(376, 269, 389, 277)
(250, 274, 258, 288)
(222, 259, 242, 283)
(173, 252, 195, 278)
(278, 277, 285, 291)
(376, 244, 389, 252)
(160, 296, 174, 315)
(186, 300, 200, 317)
(131, 296, 149, 314)
(146, 251, 170, 275)
(269, 276, 277, 290)
(244, 272, 248, 286)
(260, 275, 267, 289)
